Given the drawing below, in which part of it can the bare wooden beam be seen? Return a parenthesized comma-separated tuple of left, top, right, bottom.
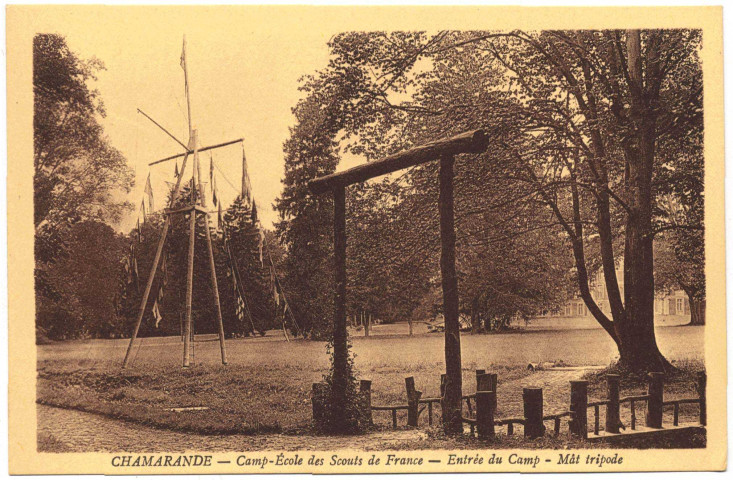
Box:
(149, 138, 244, 166)
(331, 185, 349, 432)
(308, 129, 489, 194)
(439, 154, 463, 435)
(137, 108, 188, 151)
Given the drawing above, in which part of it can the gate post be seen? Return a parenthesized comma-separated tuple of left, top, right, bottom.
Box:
(646, 372, 664, 429)
(523, 387, 545, 438)
(312, 382, 328, 426)
(438, 154, 463, 435)
(405, 376, 422, 427)
(697, 371, 707, 425)
(605, 374, 621, 433)
(331, 185, 349, 432)
(360, 379, 372, 426)
(475, 369, 485, 391)
(476, 390, 495, 439)
(570, 380, 588, 438)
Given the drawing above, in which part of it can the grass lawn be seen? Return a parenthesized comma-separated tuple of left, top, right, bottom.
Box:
(37, 325, 704, 437)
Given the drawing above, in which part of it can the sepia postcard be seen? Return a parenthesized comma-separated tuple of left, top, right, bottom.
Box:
(6, 4, 726, 474)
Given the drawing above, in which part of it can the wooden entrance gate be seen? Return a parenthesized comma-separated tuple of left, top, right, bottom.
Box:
(308, 129, 489, 433)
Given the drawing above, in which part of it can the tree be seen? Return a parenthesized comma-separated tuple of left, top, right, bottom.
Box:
(303, 29, 703, 372)
(34, 34, 133, 258)
(34, 34, 133, 340)
(36, 220, 128, 340)
(119, 184, 278, 339)
(221, 195, 277, 335)
(275, 92, 340, 339)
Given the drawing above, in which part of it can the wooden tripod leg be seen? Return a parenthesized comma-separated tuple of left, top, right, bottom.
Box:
(202, 211, 228, 365)
(183, 207, 196, 368)
(122, 218, 171, 368)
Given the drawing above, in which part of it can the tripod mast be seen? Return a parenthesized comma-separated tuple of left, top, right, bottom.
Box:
(123, 36, 229, 368)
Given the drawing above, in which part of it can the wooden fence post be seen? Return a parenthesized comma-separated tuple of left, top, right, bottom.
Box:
(405, 376, 422, 427)
(646, 372, 664, 429)
(475, 369, 485, 390)
(360, 379, 372, 426)
(476, 390, 495, 439)
(476, 373, 498, 413)
(605, 374, 621, 434)
(439, 373, 447, 426)
(523, 387, 544, 438)
(570, 380, 588, 438)
(312, 382, 328, 426)
(476, 373, 491, 391)
(697, 371, 707, 425)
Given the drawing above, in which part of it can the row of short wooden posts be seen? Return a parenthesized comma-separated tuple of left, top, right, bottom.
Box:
(314, 370, 706, 439)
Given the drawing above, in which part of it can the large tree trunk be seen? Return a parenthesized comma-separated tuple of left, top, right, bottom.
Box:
(615, 30, 672, 373)
(686, 292, 706, 325)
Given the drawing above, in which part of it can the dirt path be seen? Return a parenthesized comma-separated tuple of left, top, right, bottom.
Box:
(38, 367, 597, 452)
(37, 404, 429, 452)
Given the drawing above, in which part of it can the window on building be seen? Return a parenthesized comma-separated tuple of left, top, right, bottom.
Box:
(677, 298, 684, 314)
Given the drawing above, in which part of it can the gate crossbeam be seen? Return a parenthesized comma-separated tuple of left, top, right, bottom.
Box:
(308, 129, 488, 194)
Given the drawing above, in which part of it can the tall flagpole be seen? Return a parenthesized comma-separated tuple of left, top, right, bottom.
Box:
(182, 35, 193, 140)
(180, 36, 228, 366)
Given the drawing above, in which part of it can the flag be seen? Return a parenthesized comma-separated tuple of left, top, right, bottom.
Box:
(217, 199, 223, 227)
(212, 176, 218, 207)
(161, 250, 169, 288)
(209, 155, 214, 185)
(251, 200, 258, 224)
(132, 252, 138, 279)
(174, 161, 179, 178)
(180, 37, 187, 72)
(144, 173, 155, 212)
(258, 228, 264, 266)
(124, 255, 132, 284)
(153, 300, 163, 328)
(131, 244, 139, 292)
(241, 146, 251, 202)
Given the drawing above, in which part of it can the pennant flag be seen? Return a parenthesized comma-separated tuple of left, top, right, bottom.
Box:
(217, 199, 223, 227)
(144, 173, 155, 212)
(209, 154, 214, 185)
(174, 161, 179, 178)
(161, 250, 169, 289)
(132, 254, 138, 279)
(251, 200, 258, 224)
(258, 228, 265, 266)
(124, 255, 133, 284)
(241, 145, 251, 201)
(212, 176, 218, 207)
(153, 300, 163, 328)
(140, 200, 147, 227)
(180, 37, 187, 74)
(131, 245, 139, 292)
